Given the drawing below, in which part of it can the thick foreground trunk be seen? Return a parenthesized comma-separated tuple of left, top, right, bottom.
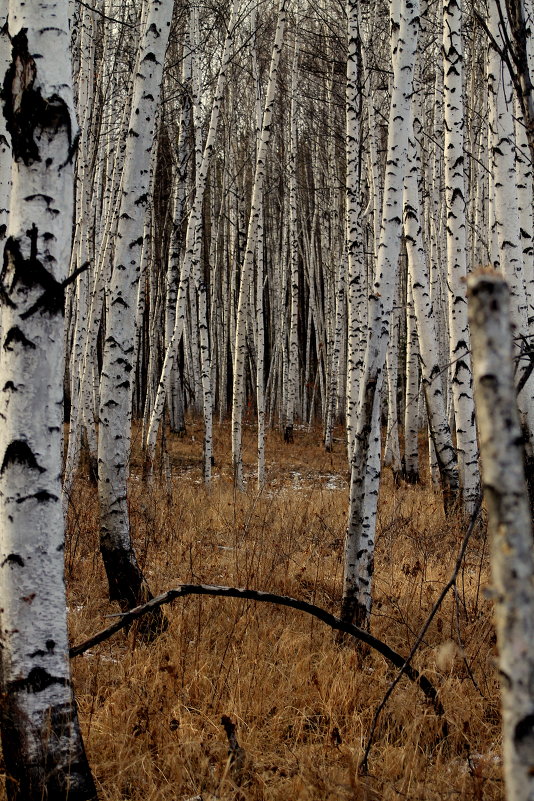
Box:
(0, 3, 96, 798)
(469, 272, 534, 801)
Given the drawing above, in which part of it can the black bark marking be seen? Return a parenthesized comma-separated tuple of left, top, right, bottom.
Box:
(2, 553, 24, 567)
(116, 358, 132, 372)
(3, 233, 88, 320)
(2, 29, 73, 165)
(16, 490, 59, 504)
(7, 666, 68, 694)
(514, 714, 534, 751)
(2, 381, 17, 392)
(2, 225, 62, 316)
(3, 326, 35, 350)
(1, 440, 45, 474)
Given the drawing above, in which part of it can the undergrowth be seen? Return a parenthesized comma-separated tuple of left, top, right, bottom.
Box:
(63, 420, 501, 800)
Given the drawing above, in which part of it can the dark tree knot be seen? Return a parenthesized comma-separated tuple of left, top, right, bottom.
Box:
(1, 440, 45, 474)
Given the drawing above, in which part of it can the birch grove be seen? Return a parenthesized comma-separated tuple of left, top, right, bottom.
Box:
(4, 0, 534, 791)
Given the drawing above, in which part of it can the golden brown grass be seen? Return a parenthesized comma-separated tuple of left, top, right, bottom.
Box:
(64, 420, 501, 801)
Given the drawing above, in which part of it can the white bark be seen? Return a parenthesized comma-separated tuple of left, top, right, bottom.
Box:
(0, 2, 96, 796)
(404, 103, 459, 507)
(443, 0, 479, 513)
(284, 30, 300, 444)
(468, 272, 534, 801)
(146, 2, 237, 472)
(231, 0, 287, 489)
(98, 0, 173, 614)
(487, 3, 534, 445)
(404, 280, 420, 483)
(342, 0, 414, 628)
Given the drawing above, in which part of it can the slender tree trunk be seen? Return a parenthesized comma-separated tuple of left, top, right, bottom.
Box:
(404, 104, 460, 509)
(98, 0, 172, 627)
(285, 30, 300, 446)
(231, 0, 287, 489)
(404, 281, 420, 483)
(342, 0, 414, 629)
(443, 0, 479, 513)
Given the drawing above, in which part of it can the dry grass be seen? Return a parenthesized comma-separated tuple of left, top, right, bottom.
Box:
(64, 420, 501, 801)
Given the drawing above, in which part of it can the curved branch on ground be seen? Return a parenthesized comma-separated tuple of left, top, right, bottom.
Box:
(70, 583, 443, 714)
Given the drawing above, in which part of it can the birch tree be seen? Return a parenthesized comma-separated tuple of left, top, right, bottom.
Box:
(486, 2, 534, 454)
(0, 2, 96, 797)
(345, 0, 365, 461)
(231, 0, 287, 489)
(146, 2, 237, 481)
(469, 272, 534, 801)
(443, 0, 479, 513)
(404, 101, 459, 509)
(342, 0, 415, 628)
(98, 0, 173, 621)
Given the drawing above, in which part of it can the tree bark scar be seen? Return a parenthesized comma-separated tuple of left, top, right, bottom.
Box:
(16, 490, 58, 504)
(1, 553, 24, 567)
(2, 28, 72, 166)
(7, 666, 69, 695)
(1, 227, 65, 317)
(1, 699, 97, 800)
(1, 440, 45, 474)
(3, 326, 35, 350)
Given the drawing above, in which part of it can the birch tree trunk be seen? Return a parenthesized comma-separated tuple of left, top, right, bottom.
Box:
(404, 280, 420, 482)
(0, 2, 96, 797)
(404, 105, 460, 509)
(443, 0, 479, 513)
(98, 0, 172, 624)
(468, 272, 534, 801)
(284, 31, 300, 446)
(342, 0, 413, 629)
(486, 3, 534, 500)
(231, 0, 287, 489)
(146, 3, 237, 473)
(345, 0, 365, 461)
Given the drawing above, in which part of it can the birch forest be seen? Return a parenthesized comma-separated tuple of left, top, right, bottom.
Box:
(2, 0, 534, 798)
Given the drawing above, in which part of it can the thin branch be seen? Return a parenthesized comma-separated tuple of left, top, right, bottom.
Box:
(76, 0, 136, 28)
(70, 583, 444, 712)
(359, 498, 482, 774)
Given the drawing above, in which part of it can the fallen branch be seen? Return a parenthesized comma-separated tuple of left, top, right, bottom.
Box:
(70, 583, 443, 713)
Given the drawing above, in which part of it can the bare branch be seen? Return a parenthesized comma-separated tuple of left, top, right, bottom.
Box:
(70, 583, 444, 712)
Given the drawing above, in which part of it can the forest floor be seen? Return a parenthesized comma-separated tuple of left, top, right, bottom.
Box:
(63, 419, 501, 801)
